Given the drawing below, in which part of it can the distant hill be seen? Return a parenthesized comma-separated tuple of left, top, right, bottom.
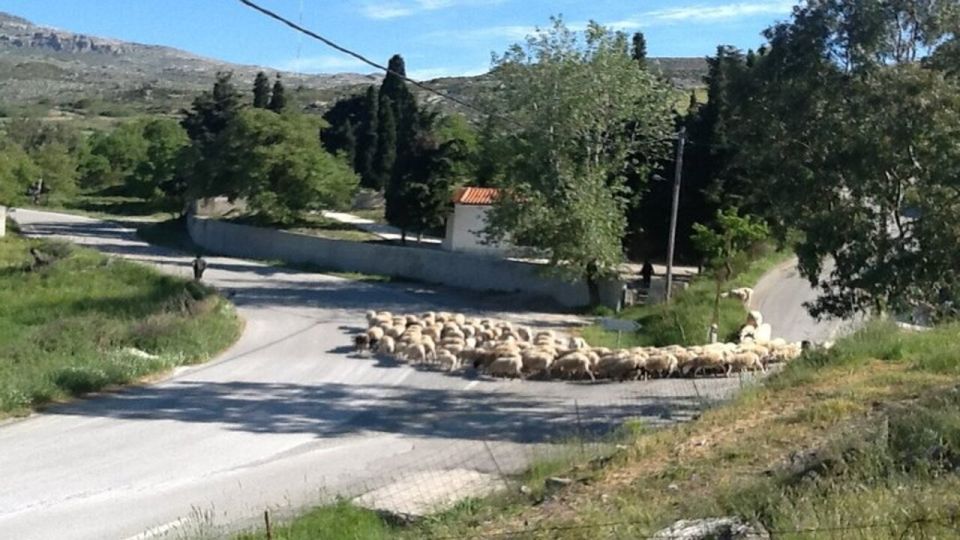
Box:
(0, 11, 706, 118)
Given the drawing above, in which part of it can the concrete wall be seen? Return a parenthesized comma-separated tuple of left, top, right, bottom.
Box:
(188, 216, 624, 308)
(443, 204, 505, 256)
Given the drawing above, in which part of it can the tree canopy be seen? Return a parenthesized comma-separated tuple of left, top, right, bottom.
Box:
(482, 19, 674, 303)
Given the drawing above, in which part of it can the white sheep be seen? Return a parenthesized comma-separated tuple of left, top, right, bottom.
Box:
(553, 352, 596, 381)
(377, 335, 396, 355)
(725, 351, 763, 375)
(722, 287, 753, 306)
(486, 355, 524, 378)
(436, 349, 459, 371)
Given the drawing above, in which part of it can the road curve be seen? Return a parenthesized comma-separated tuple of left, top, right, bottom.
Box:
(751, 257, 858, 343)
(1, 210, 745, 540)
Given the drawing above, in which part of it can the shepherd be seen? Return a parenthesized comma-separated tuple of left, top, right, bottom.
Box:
(192, 254, 207, 281)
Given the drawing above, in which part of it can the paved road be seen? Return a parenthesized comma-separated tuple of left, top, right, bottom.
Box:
(1, 210, 746, 540)
(751, 257, 860, 343)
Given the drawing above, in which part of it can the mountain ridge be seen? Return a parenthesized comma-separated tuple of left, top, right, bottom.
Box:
(0, 11, 706, 116)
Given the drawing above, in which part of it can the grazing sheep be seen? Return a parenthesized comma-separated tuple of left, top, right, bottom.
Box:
(377, 335, 396, 355)
(521, 348, 555, 377)
(517, 326, 532, 342)
(722, 287, 753, 305)
(568, 336, 589, 350)
(436, 349, 459, 371)
(726, 351, 763, 375)
(366, 326, 385, 345)
(597, 352, 640, 381)
(645, 353, 678, 378)
(553, 352, 596, 381)
(486, 355, 524, 378)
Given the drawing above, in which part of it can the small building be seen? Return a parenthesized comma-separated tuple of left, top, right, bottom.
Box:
(443, 187, 505, 256)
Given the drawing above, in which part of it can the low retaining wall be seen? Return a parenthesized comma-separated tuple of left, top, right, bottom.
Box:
(187, 216, 623, 308)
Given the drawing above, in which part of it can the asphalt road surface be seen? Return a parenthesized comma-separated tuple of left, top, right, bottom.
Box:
(1, 209, 812, 539)
(751, 257, 860, 343)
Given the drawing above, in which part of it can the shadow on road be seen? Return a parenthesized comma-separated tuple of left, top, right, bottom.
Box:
(51, 380, 704, 444)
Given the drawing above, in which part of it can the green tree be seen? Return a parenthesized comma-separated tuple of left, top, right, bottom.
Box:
(268, 74, 287, 113)
(216, 109, 358, 223)
(374, 95, 397, 192)
(387, 109, 464, 241)
(83, 121, 149, 189)
(631, 31, 647, 67)
(31, 142, 79, 200)
(128, 119, 189, 208)
(692, 208, 768, 327)
(253, 71, 271, 108)
(181, 72, 243, 198)
(483, 19, 674, 304)
(0, 142, 40, 204)
(730, 0, 960, 318)
(356, 85, 379, 189)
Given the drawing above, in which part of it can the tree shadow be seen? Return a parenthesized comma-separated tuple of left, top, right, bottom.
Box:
(51, 379, 706, 444)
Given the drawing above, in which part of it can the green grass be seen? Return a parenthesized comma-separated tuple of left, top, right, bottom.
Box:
(582, 249, 790, 348)
(0, 232, 241, 416)
(236, 501, 393, 540)
(27, 192, 173, 221)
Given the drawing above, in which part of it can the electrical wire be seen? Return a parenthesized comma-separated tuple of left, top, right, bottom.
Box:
(235, 0, 501, 120)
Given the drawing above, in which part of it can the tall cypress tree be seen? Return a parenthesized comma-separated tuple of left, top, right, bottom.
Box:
(379, 54, 419, 234)
(374, 95, 397, 193)
(356, 85, 379, 189)
(253, 71, 271, 108)
(631, 32, 647, 67)
(268, 74, 287, 113)
(341, 119, 357, 165)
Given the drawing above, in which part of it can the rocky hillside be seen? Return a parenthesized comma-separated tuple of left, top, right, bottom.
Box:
(0, 12, 378, 114)
(0, 11, 706, 117)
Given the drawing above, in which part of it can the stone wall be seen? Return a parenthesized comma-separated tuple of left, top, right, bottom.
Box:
(187, 216, 624, 308)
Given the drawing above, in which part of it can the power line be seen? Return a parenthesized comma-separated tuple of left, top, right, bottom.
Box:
(235, 0, 499, 120)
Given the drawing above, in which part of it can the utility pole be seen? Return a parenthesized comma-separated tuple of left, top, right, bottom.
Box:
(665, 127, 686, 303)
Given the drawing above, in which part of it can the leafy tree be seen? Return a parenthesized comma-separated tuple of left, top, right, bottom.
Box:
(692, 208, 768, 327)
(0, 141, 40, 204)
(83, 122, 149, 189)
(31, 142, 79, 200)
(631, 31, 647, 67)
(356, 85, 379, 189)
(253, 71, 271, 108)
(321, 93, 365, 163)
(387, 109, 464, 241)
(730, 0, 960, 318)
(482, 19, 674, 304)
(216, 109, 358, 223)
(181, 72, 243, 198)
(129, 119, 189, 209)
(374, 95, 397, 192)
(433, 113, 478, 182)
(268, 74, 287, 113)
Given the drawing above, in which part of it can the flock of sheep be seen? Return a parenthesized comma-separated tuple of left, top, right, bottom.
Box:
(352, 309, 805, 382)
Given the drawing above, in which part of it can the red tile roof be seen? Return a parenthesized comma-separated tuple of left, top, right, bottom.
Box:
(452, 187, 499, 206)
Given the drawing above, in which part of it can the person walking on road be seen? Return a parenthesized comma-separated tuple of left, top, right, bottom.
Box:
(192, 254, 208, 281)
(640, 259, 654, 289)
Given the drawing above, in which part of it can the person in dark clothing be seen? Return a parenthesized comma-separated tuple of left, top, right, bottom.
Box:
(192, 254, 207, 281)
(640, 260, 654, 289)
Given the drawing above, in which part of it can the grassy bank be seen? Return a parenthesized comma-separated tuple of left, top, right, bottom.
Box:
(236, 321, 960, 539)
(582, 249, 789, 348)
(0, 232, 241, 416)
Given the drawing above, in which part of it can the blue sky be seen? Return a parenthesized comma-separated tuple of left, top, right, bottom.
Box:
(3, 0, 798, 79)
